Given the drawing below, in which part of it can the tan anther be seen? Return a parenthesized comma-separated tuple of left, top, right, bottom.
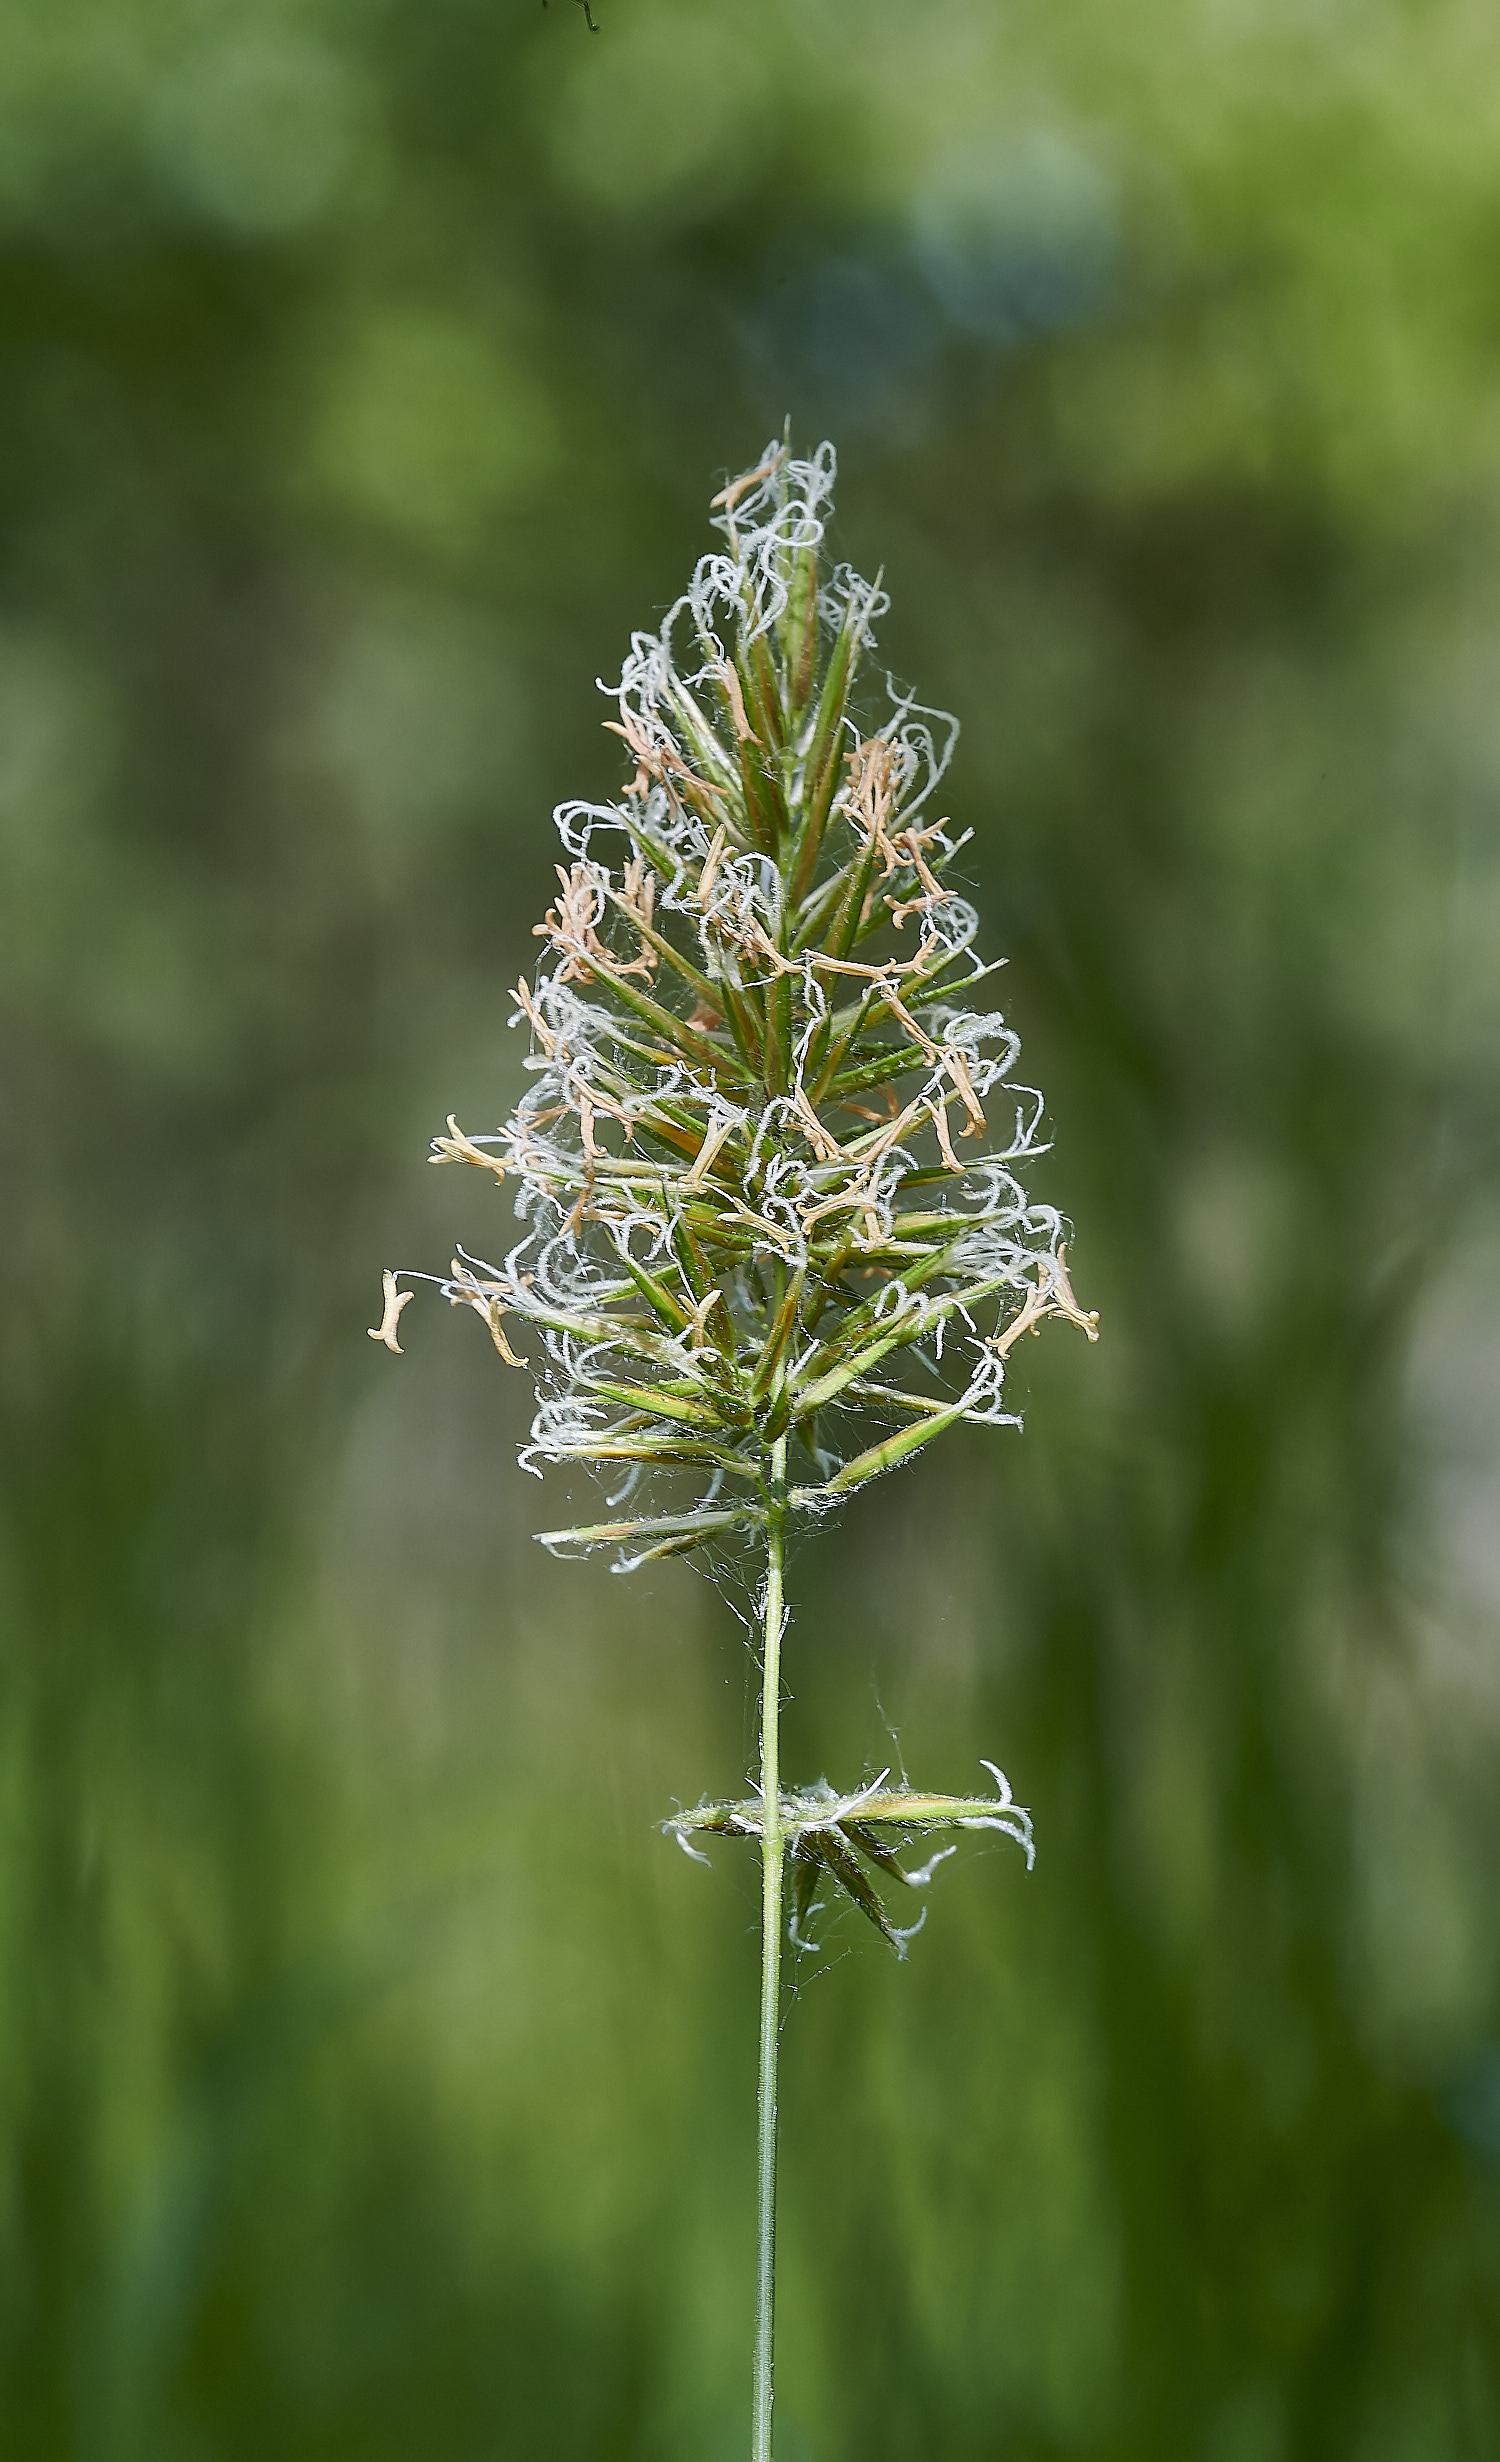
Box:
(535, 863, 606, 984)
(879, 983, 940, 1065)
(750, 920, 798, 975)
(716, 661, 760, 745)
(684, 1286, 723, 1348)
(604, 854, 659, 978)
(512, 977, 558, 1058)
(840, 1088, 900, 1125)
(886, 823, 952, 929)
(484, 1303, 526, 1367)
(603, 715, 726, 818)
(986, 1280, 1050, 1360)
(791, 1086, 846, 1165)
(798, 1184, 865, 1231)
(700, 880, 795, 981)
(798, 1092, 926, 1236)
(943, 1048, 987, 1137)
(710, 449, 782, 514)
(697, 824, 729, 908)
(446, 1261, 526, 1367)
(929, 1099, 963, 1172)
(368, 1270, 413, 1354)
(891, 819, 948, 898)
(723, 1201, 799, 1253)
(621, 853, 656, 932)
(539, 861, 659, 985)
(986, 1249, 1100, 1360)
(602, 709, 655, 798)
(1047, 1245, 1101, 1342)
(812, 946, 934, 985)
(682, 1110, 740, 1191)
(842, 736, 901, 869)
(583, 1081, 639, 1142)
(855, 1091, 929, 1165)
(886, 889, 935, 931)
(431, 1116, 508, 1181)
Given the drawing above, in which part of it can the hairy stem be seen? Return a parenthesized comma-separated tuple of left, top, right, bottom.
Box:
(753, 1434, 788, 2462)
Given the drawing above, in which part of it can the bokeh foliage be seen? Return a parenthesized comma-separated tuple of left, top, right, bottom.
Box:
(2, 0, 1499, 2456)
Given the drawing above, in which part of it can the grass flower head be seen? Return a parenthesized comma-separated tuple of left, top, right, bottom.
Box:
(375, 435, 1097, 2462)
(382, 436, 1096, 1567)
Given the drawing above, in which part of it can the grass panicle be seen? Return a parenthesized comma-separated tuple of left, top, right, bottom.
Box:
(375, 436, 1096, 2462)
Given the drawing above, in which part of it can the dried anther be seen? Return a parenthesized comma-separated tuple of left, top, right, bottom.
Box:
(430, 1116, 508, 1180)
(367, 1270, 412, 1354)
(536, 862, 656, 984)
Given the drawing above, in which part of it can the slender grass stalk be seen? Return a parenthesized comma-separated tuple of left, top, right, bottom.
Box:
(374, 436, 1095, 2456)
(754, 1435, 787, 2462)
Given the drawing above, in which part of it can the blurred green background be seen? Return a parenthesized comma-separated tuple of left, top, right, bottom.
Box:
(4, 0, 1500, 2454)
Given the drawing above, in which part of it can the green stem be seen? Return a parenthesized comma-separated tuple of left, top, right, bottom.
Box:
(752, 1435, 788, 2462)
